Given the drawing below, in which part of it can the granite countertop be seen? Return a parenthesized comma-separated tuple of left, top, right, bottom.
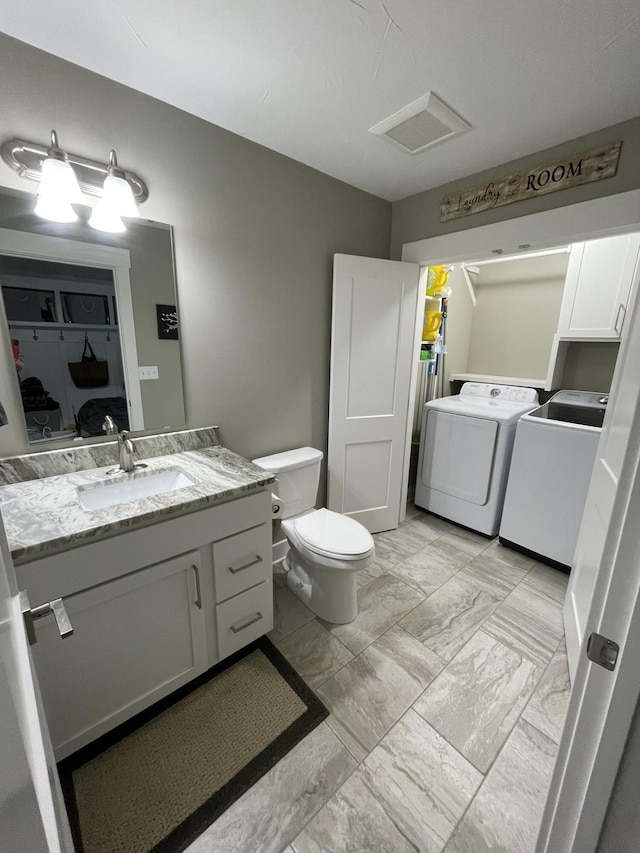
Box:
(0, 446, 275, 564)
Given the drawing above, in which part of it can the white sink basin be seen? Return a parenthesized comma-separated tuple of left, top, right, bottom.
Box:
(77, 468, 195, 511)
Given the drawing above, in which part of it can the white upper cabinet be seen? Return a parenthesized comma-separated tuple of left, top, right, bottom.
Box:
(557, 234, 640, 340)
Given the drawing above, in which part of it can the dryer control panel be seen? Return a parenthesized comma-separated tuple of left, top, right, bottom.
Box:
(460, 382, 538, 404)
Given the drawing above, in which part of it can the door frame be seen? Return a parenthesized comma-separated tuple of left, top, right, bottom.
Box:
(401, 187, 640, 852)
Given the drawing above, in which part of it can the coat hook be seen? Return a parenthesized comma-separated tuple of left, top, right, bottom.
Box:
(33, 329, 38, 341)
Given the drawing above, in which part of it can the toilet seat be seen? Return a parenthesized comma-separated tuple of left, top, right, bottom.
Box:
(283, 508, 374, 561)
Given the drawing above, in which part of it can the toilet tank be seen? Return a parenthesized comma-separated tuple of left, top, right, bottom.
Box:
(252, 447, 323, 519)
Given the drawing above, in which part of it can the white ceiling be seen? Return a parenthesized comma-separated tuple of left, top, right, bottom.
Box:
(2, 0, 639, 201)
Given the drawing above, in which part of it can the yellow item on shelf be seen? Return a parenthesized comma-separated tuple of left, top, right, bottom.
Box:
(422, 310, 443, 342)
(426, 265, 451, 297)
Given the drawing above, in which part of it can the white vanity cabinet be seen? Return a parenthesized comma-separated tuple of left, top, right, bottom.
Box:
(30, 550, 208, 760)
(16, 489, 272, 759)
(556, 233, 640, 340)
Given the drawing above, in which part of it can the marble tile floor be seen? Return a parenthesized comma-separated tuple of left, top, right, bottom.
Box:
(187, 505, 571, 853)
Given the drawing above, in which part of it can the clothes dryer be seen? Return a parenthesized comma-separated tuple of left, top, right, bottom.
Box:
(415, 383, 539, 536)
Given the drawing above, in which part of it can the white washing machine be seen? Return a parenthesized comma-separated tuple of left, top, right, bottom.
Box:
(499, 390, 607, 570)
(415, 383, 539, 536)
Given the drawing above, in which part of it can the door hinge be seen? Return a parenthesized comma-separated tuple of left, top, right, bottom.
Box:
(586, 632, 619, 671)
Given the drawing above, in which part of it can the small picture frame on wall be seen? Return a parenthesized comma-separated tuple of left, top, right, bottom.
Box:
(156, 304, 178, 340)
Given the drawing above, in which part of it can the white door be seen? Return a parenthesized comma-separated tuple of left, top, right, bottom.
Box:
(538, 252, 640, 851)
(328, 254, 421, 532)
(563, 249, 640, 679)
(0, 521, 73, 852)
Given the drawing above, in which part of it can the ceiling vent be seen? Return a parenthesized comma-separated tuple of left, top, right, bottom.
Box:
(369, 91, 471, 155)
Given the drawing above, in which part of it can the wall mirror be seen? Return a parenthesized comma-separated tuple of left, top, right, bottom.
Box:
(0, 186, 185, 451)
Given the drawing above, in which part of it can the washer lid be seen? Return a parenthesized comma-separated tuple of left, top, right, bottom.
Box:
(294, 508, 374, 557)
(424, 394, 538, 424)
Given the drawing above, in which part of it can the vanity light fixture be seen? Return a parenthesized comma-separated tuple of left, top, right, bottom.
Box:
(1, 130, 148, 232)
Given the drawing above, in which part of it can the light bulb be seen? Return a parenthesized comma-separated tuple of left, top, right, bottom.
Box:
(89, 202, 125, 234)
(37, 156, 83, 205)
(35, 192, 78, 223)
(101, 173, 139, 219)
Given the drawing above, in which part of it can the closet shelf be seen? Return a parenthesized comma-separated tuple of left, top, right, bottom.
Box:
(451, 373, 546, 388)
(8, 321, 117, 332)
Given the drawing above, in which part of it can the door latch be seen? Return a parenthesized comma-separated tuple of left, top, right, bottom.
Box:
(20, 590, 74, 646)
(586, 632, 619, 671)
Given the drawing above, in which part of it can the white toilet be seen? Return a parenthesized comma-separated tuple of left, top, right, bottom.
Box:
(252, 447, 375, 624)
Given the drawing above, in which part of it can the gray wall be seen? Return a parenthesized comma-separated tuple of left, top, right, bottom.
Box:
(561, 342, 619, 393)
(390, 116, 640, 260)
(0, 33, 391, 464)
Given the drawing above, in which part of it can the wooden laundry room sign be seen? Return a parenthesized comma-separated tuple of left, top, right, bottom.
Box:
(440, 141, 621, 222)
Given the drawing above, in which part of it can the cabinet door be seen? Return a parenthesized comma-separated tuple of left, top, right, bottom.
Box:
(559, 234, 640, 339)
(31, 550, 207, 760)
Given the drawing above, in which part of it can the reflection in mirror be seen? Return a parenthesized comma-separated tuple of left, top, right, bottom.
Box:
(1, 256, 130, 443)
(0, 186, 185, 452)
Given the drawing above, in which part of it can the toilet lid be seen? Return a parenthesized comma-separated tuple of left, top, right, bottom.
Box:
(294, 508, 374, 558)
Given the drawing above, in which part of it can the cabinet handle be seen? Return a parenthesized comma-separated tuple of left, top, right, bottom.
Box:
(20, 591, 73, 646)
(230, 612, 263, 634)
(615, 303, 626, 336)
(228, 555, 262, 575)
(191, 564, 202, 609)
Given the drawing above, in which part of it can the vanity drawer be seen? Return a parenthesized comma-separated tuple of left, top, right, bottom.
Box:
(216, 580, 273, 659)
(212, 523, 271, 602)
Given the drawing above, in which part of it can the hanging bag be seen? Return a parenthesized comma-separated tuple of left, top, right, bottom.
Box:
(68, 339, 109, 388)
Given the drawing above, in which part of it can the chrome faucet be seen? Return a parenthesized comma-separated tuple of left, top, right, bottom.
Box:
(102, 415, 117, 436)
(118, 430, 136, 472)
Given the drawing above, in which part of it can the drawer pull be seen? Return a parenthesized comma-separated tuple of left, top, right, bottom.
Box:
(191, 564, 202, 609)
(228, 555, 262, 575)
(615, 303, 626, 336)
(230, 611, 263, 633)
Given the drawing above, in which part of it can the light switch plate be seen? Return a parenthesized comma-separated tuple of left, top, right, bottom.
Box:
(139, 366, 159, 380)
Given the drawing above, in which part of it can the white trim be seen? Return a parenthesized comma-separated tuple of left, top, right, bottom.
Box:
(400, 265, 428, 524)
(0, 228, 144, 431)
(401, 189, 640, 265)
